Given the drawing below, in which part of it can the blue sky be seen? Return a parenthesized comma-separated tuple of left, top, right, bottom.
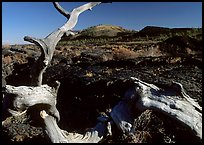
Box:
(2, 2, 202, 44)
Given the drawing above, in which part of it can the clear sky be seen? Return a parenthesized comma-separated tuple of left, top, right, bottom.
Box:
(2, 2, 202, 44)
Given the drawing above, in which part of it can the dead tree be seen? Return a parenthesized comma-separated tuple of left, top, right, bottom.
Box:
(110, 77, 202, 139)
(3, 2, 112, 143)
(4, 77, 202, 142)
(2, 2, 202, 143)
(24, 2, 103, 86)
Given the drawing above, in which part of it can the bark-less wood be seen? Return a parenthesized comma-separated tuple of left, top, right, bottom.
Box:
(25, 2, 102, 86)
(110, 77, 202, 139)
(4, 83, 60, 121)
(3, 2, 112, 143)
(4, 83, 112, 143)
(4, 77, 202, 142)
(2, 2, 202, 143)
(40, 110, 111, 143)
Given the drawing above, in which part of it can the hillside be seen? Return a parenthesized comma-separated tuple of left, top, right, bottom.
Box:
(134, 26, 202, 40)
(79, 24, 131, 37)
(61, 25, 202, 43)
(61, 24, 136, 41)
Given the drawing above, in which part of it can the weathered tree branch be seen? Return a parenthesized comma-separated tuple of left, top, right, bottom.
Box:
(40, 110, 111, 143)
(3, 2, 112, 143)
(53, 2, 70, 19)
(3, 82, 112, 143)
(3, 76, 202, 142)
(24, 2, 102, 86)
(3, 82, 61, 121)
(110, 77, 202, 139)
(58, 2, 102, 31)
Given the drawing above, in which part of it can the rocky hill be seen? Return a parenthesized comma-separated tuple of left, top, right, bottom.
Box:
(80, 24, 130, 36)
(61, 25, 201, 43)
(61, 24, 136, 41)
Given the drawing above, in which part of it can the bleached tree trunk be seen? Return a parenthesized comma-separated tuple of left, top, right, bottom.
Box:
(110, 77, 202, 139)
(40, 110, 112, 143)
(25, 2, 102, 86)
(3, 2, 112, 143)
(6, 1, 104, 118)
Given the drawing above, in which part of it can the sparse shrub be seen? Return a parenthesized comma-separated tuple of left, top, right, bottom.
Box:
(2, 56, 13, 64)
(112, 46, 137, 59)
(2, 43, 11, 49)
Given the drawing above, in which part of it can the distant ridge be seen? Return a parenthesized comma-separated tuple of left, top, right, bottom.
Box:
(136, 26, 201, 37)
(61, 24, 201, 41)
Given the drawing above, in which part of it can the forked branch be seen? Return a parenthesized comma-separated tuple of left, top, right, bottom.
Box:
(24, 2, 103, 86)
(53, 2, 70, 19)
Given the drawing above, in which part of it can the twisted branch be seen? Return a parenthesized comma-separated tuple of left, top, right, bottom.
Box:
(53, 2, 70, 19)
(24, 2, 103, 86)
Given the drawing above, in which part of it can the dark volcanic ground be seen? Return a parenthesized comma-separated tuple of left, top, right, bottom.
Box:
(2, 34, 202, 143)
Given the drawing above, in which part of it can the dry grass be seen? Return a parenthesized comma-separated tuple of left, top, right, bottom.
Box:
(2, 53, 28, 65)
(85, 71, 93, 77)
(2, 43, 11, 49)
(2, 56, 13, 64)
(112, 46, 138, 59)
(94, 25, 126, 32)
